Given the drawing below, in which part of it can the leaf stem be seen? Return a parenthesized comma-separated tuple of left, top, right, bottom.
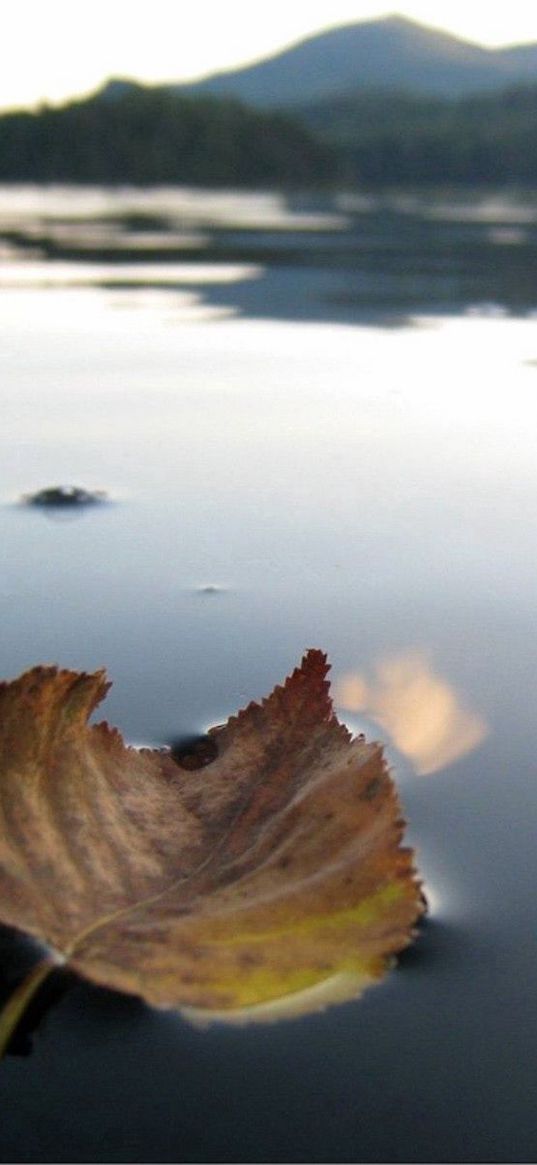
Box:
(0, 955, 60, 1058)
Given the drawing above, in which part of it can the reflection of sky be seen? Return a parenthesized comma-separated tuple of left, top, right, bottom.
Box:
(335, 651, 488, 774)
(0, 260, 264, 290)
(2, 281, 537, 739)
(3, 191, 537, 1165)
(0, 185, 348, 230)
(5, 188, 537, 328)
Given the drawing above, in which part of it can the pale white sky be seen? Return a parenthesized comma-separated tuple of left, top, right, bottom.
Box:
(4, 1, 537, 112)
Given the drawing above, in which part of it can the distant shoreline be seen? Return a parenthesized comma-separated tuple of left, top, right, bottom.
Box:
(1, 80, 537, 190)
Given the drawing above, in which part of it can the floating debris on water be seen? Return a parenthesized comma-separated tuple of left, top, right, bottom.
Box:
(22, 486, 108, 508)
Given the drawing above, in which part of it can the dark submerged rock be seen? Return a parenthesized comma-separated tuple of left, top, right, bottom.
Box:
(23, 485, 107, 508)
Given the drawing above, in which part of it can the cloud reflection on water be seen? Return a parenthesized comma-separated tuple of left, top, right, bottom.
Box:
(335, 651, 488, 776)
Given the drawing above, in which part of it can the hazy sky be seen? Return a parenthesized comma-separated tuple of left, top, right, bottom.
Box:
(4, 0, 537, 111)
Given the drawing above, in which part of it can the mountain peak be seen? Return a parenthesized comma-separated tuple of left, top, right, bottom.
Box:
(176, 16, 537, 107)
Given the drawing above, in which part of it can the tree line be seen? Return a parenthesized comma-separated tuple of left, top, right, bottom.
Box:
(0, 85, 334, 187)
(300, 85, 537, 186)
(1, 80, 537, 187)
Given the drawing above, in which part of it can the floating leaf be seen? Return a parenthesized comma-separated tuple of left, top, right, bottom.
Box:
(0, 651, 423, 1036)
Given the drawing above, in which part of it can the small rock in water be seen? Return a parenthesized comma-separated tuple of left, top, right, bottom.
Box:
(23, 486, 107, 508)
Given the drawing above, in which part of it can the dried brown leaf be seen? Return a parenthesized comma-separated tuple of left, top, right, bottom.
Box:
(0, 650, 423, 1024)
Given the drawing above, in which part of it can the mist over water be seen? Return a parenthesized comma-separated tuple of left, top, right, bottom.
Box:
(1, 185, 537, 1162)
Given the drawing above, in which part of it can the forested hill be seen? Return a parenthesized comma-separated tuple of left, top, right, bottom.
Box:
(0, 86, 334, 186)
(296, 84, 537, 185)
(2, 80, 537, 187)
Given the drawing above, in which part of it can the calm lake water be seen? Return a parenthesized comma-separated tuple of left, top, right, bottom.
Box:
(1, 185, 537, 1162)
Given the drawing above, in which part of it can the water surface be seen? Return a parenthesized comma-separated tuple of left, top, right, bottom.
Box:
(1, 186, 537, 1163)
